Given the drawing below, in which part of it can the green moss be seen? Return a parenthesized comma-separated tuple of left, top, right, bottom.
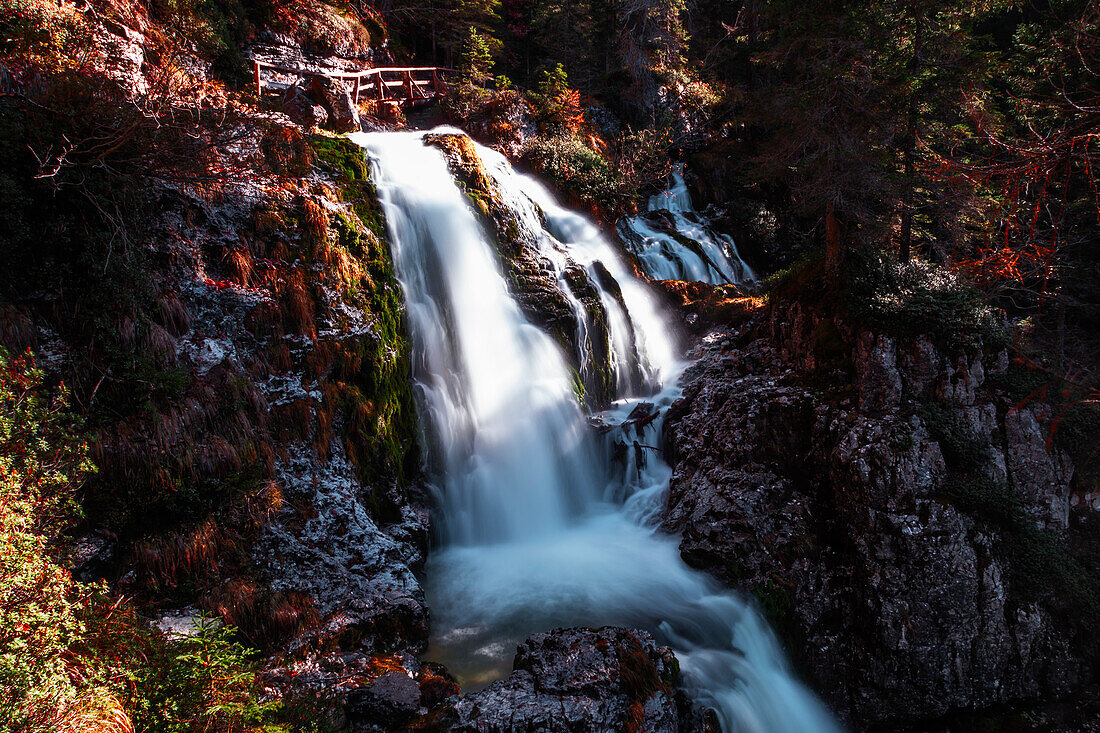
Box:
(571, 369, 587, 410)
(310, 135, 371, 183)
(310, 135, 420, 487)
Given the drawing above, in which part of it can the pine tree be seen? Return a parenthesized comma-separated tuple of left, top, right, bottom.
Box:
(530, 0, 598, 85)
(459, 27, 496, 85)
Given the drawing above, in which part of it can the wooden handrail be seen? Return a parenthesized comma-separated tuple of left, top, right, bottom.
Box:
(253, 61, 453, 79)
(253, 60, 453, 103)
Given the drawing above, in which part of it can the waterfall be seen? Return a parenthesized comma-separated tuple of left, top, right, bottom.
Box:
(619, 164, 757, 286)
(353, 129, 840, 732)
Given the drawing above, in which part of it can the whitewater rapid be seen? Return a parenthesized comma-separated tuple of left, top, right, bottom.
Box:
(352, 128, 839, 732)
(620, 164, 756, 286)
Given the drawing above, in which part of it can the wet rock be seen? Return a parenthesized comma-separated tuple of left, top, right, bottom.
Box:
(425, 132, 620, 407)
(284, 81, 329, 128)
(429, 627, 690, 732)
(309, 74, 360, 132)
(253, 444, 430, 655)
(416, 663, 460, 709)
(347, 671, 422, 729)
(70, 529, 116, 582)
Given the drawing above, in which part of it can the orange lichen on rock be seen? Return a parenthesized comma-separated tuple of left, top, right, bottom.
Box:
(653, 280, 763, 327)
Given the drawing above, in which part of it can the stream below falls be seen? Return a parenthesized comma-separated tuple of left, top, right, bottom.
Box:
(352, 128, 840, 732)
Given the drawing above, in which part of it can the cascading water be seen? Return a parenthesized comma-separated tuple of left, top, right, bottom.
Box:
(353, 128, 840, 731)
(619, 164, 757, 286)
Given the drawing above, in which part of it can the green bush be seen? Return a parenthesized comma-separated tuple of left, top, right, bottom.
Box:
(845, 248, 1008, 348)
(522, 134, 628, 214)
(125, 618, 276, 732)
(763, 247, 1007, 349)
(0, 347, 101, 730)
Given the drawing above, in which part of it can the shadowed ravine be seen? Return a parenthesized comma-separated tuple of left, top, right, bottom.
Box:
(353, 128, 841, 731)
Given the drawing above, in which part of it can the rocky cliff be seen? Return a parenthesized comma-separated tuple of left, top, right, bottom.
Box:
(662, 298, 1099, 730)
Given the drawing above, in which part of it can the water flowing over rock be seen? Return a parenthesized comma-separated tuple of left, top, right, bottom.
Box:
(619, 165, 756, 286)
(354, 128, 841, 731)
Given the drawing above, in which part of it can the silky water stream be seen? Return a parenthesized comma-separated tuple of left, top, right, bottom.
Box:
(352, 129, 839, 731)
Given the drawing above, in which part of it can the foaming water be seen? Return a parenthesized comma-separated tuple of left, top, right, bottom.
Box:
(353, 128, 840, 732)
(620, 164, 757, 286)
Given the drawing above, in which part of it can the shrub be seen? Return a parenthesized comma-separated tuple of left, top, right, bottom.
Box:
(0, 0, 98, 73)
(762, 247, 1007, 349)
(845, 248, 1008, 348)
(0, 347, 113, 731)
(77, 596, 280, 733)
(528, 64, 584, 135)
(125, 618, 275, 732)
(521, 134, 628, 214)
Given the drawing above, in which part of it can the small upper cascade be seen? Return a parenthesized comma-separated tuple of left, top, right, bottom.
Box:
(619, 164, 757, 286)
(648, 166, 694, 212)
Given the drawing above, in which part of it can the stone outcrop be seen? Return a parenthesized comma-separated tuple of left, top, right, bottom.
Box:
(284, 81, 329, 128)
(309, 74, 361, 132)
(662, 302, 1097, 730)
(425, 132, 618, 407)
(420, 627, 703, 732)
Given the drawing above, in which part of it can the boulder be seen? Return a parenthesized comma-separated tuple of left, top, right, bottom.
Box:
(347, 671, 422, 729)
(283, 81, 328, 128)
(662, 307, 1089, 729)
(428, 627, 691, 732)
(309, 74, 361, 133)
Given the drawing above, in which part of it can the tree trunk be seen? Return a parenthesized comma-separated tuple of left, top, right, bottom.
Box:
(900, 141, 913, 263)
(899, 10, 923, 263)
(826, 200, 844, 276)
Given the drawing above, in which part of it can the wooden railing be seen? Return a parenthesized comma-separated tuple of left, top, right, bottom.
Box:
(253, 61, 453, 103)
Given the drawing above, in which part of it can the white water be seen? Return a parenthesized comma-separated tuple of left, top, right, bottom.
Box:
(354, 129, 839, 732)
(620, 165, 757, 286)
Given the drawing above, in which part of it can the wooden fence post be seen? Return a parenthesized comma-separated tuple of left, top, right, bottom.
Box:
(253, 61, 262, 97)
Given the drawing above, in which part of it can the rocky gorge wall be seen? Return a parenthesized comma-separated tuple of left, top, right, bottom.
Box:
(662, 298, 1099, 730)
